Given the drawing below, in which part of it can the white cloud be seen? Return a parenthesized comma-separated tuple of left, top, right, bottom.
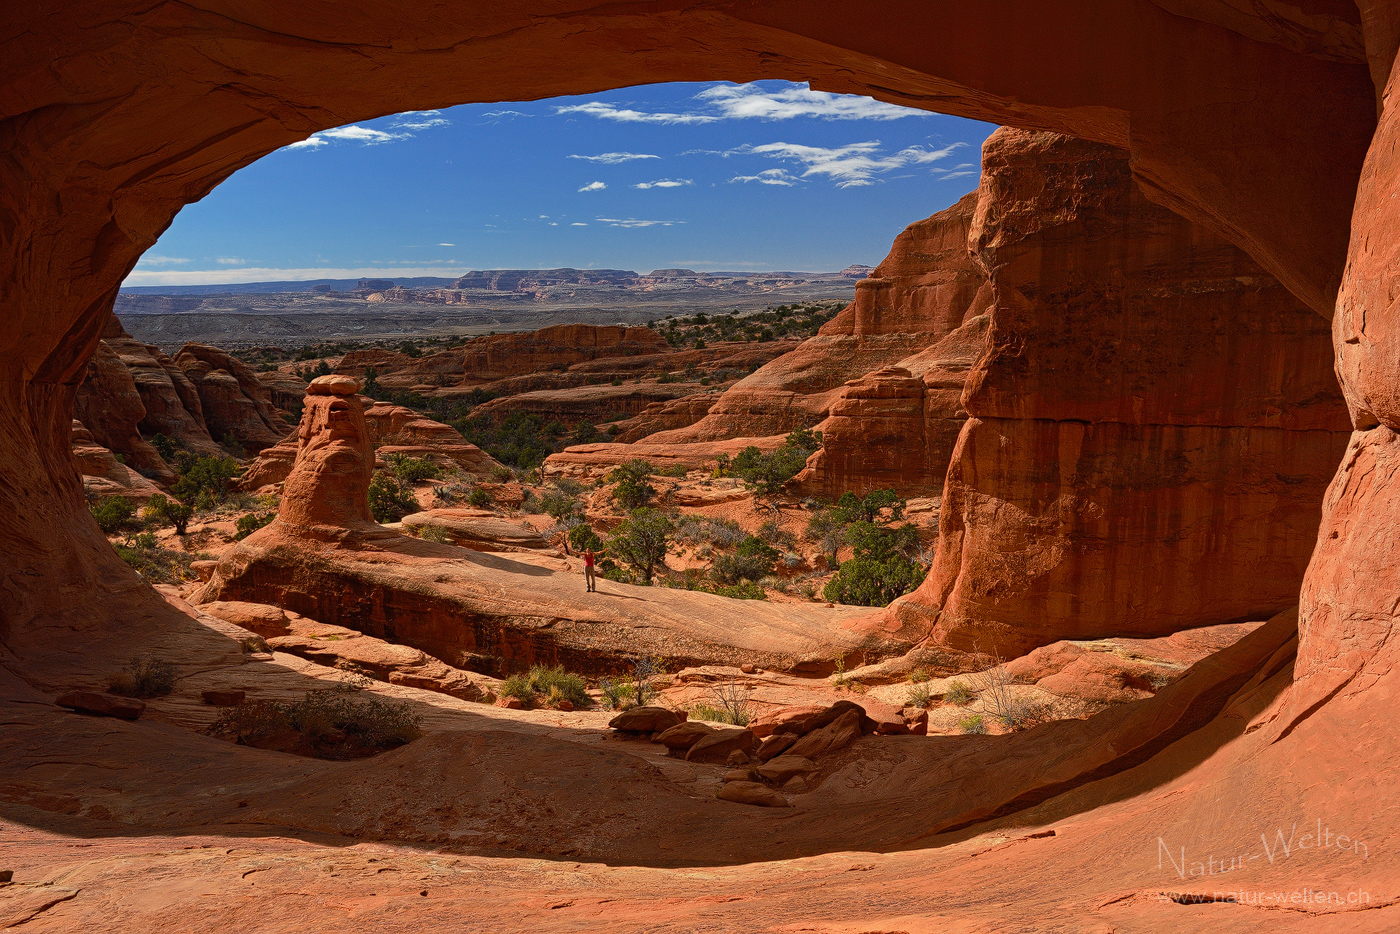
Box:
(697, 83, 922, 121)
(556, 101, 718, 125)
(560, 82, 927, 127)
(633, 179, 692, 189)
(571, 222, 588, 226)
(729, 168, 799, 187)
(437, 242, 455, 246)
(392, 110, 449, 131)
(216, 257, 245, 265)
(122, 266, 474, 287)
(596, 217, 683, 228)
(483, 109, 530, 118)
(940, 170, 976, 180)
(578, 181, 607, 192)
(568, 152, 661, 164)
(284, 114, 452, 152)
(747, 140, 966, 187)
(135, 255, 190, 266)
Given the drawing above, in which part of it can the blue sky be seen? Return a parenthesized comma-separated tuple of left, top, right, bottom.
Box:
(126, 82, 994, 286)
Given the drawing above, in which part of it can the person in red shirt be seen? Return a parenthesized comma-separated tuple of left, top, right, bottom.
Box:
(584, 550, 596, 593)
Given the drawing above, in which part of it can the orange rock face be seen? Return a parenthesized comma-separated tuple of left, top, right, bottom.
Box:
(659, 193, 988, 445)
(100, 316, 223, 457)
(173, 343, 291, 454)
(893, 129, 1352, 656)
(72, 341, 172, 483)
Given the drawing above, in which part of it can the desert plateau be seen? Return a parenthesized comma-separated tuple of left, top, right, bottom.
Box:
(5, 4, 1400, 933)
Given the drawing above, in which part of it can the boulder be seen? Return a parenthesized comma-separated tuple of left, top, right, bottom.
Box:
(495, 695, 523, 710)
(608, 706, 685, 733)
(755, 755, 817, 783)
(755, 732, 799, 761)
(55, 692, 145, 720)
(785, 709, 863, 760)
(201, 689, 245, 707)
(399, 509, 548, 552)
(685, 727, 759, 763)
(654, 721, 715, 752)
(716, 781, 790, 808)
(199, 601, 291, 638)
(749, 705, 827, 739)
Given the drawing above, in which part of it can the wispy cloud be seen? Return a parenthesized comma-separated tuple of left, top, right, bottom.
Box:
(437, 242, 455, 246)
(634, 179, 692, 189)
(729, 168, 799, 187)
(745, 140, 966, 187)
(578, 181, 607, 192)
(556, 101, 717, 125)
(216, 257, 245, 265)
(135, 255, 190, 266)
(559, 82, 926, 126)
(596, 217, 683, 228)
(697, 83, 922, 121)
(571, 222, 588, 226)
(483, 109, 530, 119)
(568, 152, 661, 164)
(286, 112, 451, 151)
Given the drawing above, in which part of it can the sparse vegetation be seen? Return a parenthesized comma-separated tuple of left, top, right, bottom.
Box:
(821, 490, 927, 608)
(538, 487, 582, 523)
(209, 682, 423, 759)
(605, 508, 674, 584)
(90, 496, 136, 533)
(500, 665, 591, 709)
(608, 459, 656, 510)
(170, 454, 241, 509)
(414, 524, 452, 544)
(467, 486, 492, 508)
(142, 493, 194, 535)
(905, 683, 934, 709)
(112, 537, 208, 583)
(651, 302, 842, 347)
(107, 655, 176, 698)
(233, 511, 275, 540)
(959, 714, 988, 734)
(384, 453, 442, 484)
(368, 470, 419, 523)
(716, 429, 823, 498)
(711, 534, 780, 584)
(944, 680, 975, 706)
(705, 677, 753, 726)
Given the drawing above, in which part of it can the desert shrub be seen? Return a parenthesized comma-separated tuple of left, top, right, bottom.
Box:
(368, 471, 419, 523)
(210, 685, 422, 758)
(905, 683, 934, 709)
(414, 524, 453, 543)
(719, 429, 822, 497)
(598, 677, 636, 710)
(385, 453, 442, 484)
(625, 655, 666, 706)
(432, 482, 472, 506)
(525, 665, 590, 708)
(689, 579, 766, 601)
(112, 539, 207, 584)
(805, 508, 847, 560)
(972, 652, 1053, 730)
(171, 455, 241, 506)
(605, 508, 675, 584)
(90, 496, 136, 533)
(908, 667, 931, 683)
(757, 517, 796, 549)
(675, 515, 744, 548)
(959, 714, 988, 734)
(490, 465, 515, 483)
(568, 523, 604, 553)
(107, 655, 176, 698)
(467, 486, 492, 508)
(822, 521, 926, 607)
(150, 432, 177, 462)
(538, 488, 581, 523)
(608, 459, 656, 510)
(660, 463, 688, 478)
(454, 410, 569, 470)
(944, 680, 975, 706)
(706, 678, 753, 726)
(832, 488, 905, 525)
(500, 674, 536, 706)
(553, 477, 585, 497)
(711, 535, 781, 584)
(233, 511, 275, 541)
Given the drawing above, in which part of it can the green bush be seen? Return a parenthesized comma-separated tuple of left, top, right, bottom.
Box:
(538, 488, 581, 522)
(568, 524, 604, 553)
(500, 674, 536, 706)
(598, 677, 636, 710)
(904, 683, 934, 709)
(210, 685, 422, 758)
(150, 433, 177, 462)
(821, 518, 926, 608)
(718, 429, 822, 497)
(490, 465, 515, 483)
(959, 714, 988, 735)
(944, 680, 975, 706)
(171, 455, 241, 506)
(384, 453, 442, 484)
(368, 471, 419, 523)
(234, 511, 275, 541)
(414, 524, 452, 543)
(605, 508, 674, 584)
(467, 486, 492, 508)
(832, 488, 904, 525)
(107, 654, 176, 698)
(608, 459, 656, 510)
(91, 496, 136, 533)
(524, 665, 590, 708)
(660, 463, 689, 478)
(112, 538, 207, 584)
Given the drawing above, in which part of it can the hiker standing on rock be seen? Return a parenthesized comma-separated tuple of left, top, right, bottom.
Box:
(584, 550, 597, 593)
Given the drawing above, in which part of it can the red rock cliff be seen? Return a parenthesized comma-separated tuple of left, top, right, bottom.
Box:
(890, 128, 1353, 657)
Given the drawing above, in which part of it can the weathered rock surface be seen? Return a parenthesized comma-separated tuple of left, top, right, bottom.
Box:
(363, 401, 502, 474)
(73, 341, 172, 482)
(608, 706, 685, 734)
(173, 343, 290, 454)
(70, 421, 163, 502)
(685, 727, 759, 763)
(398, 509, 547, 552)
(99, 316, 224, 457)
(611, 393, 723, 443)
(891, 128, 1353, 657)
(716, 781, 790, 807)
(54, 691, 145, 720)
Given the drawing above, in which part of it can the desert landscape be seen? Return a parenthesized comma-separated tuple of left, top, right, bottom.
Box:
(5, 4, 1400, 932)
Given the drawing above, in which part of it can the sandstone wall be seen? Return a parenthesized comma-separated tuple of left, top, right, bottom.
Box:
(891, 128, 1353, 656)
(173, 343, 291, 454)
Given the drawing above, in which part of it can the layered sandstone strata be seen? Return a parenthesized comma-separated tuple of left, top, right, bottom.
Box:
(652, 193, 989, 445)
(72, 340, 173, 483)
(70, 421, 162, 501)
(891, 128, 1353, 657)
(173, 343, 291, 454)
(98, 317, 224, 457)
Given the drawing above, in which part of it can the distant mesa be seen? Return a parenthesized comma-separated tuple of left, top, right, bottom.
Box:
(356, 278, 395, 291)
(839, 264, 874, 279)
(645, 268, 699, 278)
